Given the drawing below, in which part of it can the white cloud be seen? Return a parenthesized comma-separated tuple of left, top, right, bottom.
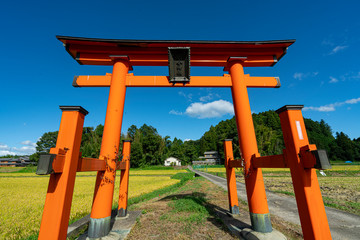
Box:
(184, 139, 192, 142)
(293, 72, 304, 80)
(330, 45, 348, 55)
(293, 72, 319, 81)
(329, 77, 339, 83)
(199, 93, 220, 102)
(329, 72, 360, 83)
(21, 140, 37, 147)
(185, 100, 234, 119)
(303, 106, 336, 112)
(303, 97, 360, 112)
(349, 72, 360, 80)
(345, 97, 360, 104)
(0, 141, 37, 156)
(200, 94, 213, 102)
(169, 110, 183, 116)
(0, 150, 17, 156)
(0, 144, 10, 150)
(178, 91, 193, 101)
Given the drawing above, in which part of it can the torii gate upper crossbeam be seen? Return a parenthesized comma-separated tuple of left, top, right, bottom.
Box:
(73, 74, 281, 88)
(56, 36, 294, 67)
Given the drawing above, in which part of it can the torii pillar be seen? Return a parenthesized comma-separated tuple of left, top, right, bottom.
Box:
(228, 61, 272, 232)
(88, 59, 129, 238)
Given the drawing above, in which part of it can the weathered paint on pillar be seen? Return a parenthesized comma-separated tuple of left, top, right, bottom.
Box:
(38, 106, 88, 240)
(276, 105, 332, 239)
(228, 61, 272, 233)
(88, 60, 129, 238)
(224, 139, 240, 214)
(118, 140, 131, 217)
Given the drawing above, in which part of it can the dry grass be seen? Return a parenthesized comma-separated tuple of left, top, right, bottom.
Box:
(198, 165, 360, 215)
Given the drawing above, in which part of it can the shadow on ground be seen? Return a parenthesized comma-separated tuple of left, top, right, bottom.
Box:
(159, 192, 251, 237)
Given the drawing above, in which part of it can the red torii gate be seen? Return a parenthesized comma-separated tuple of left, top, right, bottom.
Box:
(36, 36, 332, 239)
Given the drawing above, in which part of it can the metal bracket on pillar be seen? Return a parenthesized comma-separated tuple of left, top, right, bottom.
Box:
(109, 55, 133, 71)
(299, 145, 332, 170)
(223, 56, 247, 71)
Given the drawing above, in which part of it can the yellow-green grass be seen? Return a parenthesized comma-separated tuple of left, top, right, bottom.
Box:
(0, 169, 187, 178)
(0, 167, 21, 173)
(129, 169, 187, 175)
(0, 171, 181, 239)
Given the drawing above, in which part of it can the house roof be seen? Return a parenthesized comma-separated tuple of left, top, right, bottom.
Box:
(166, 157, 181, 161)
(204, 151, 219, 154)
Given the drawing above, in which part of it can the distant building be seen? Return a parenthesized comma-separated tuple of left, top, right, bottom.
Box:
(192, 151, 221, 165)
(164, 157, 181, 166)
(0, 156, 35, 167)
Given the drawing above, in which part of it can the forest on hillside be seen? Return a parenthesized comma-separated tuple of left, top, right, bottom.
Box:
(30, 110, 360, 166)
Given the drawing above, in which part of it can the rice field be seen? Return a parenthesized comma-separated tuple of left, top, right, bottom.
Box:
(0, 168, 184, 240)
(197, 164, 360, 215)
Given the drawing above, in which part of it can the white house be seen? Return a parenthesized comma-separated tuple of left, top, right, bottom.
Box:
(164, 157, 181, 166)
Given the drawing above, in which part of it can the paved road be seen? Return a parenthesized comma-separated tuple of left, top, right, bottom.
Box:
(190, 168, 360, 240)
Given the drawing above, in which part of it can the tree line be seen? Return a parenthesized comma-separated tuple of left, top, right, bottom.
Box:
(31, 110, 360, 166)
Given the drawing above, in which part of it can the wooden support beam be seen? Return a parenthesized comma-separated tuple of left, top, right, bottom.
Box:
(228, 159, 243, 168)
(77, 157, 106, 172)
(75, 53, 276, 67)
(73, 74, 280, 88)
(252, 154, 287, 168)
(52, 156, 126, 173)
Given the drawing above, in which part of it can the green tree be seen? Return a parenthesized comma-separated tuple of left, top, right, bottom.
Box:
(130, 129, 144, 167)
(80, 125, 103, 158)
(168, 138, 185, 161)
(36, 131, 59, 153)
(127, 125, 137, 141)
(332, 132, 357, 161)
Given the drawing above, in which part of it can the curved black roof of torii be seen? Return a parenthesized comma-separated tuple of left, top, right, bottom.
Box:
(57, 35, 295, 67)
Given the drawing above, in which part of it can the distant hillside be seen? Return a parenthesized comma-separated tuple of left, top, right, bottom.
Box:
(31, 111, 360, 166)
(197, 110, 360, 162)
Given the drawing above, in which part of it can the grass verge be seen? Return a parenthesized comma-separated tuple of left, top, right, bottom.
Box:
(127, 172, 194, 206)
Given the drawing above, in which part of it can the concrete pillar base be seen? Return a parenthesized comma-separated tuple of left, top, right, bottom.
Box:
(250, 212, 272, 233)
(117, 208, 128, 218)
(88, 216, 111, 238)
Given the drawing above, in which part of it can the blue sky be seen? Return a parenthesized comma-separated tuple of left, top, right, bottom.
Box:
(1, 0, 359, 156)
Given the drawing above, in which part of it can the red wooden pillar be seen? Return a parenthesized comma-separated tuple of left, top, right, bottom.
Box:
(276, 105, 332, 239)
(38, 106, 88, 240)
(224, 139, 240, 214)
(89, 60, 129, 238)
(228, 61, 272, 232)
(118, 140, 131, 217)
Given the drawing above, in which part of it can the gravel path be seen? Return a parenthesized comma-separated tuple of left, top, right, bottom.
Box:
(190, 167, 360, 240)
